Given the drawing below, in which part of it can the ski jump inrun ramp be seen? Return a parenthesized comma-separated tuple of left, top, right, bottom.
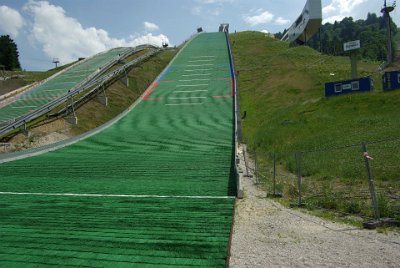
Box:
(0, 32, 237, 267)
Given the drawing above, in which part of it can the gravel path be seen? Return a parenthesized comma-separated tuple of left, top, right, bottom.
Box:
(230, 144, 400, 268)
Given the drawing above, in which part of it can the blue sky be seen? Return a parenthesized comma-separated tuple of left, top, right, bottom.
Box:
(0, 0, 398, 71)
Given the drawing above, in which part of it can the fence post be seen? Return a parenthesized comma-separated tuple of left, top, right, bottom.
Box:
(273, 152, 276, 195)
(362, 143, 380, 220)
(254, 148, 259, 184)
(269, 152, 283, 198)
(295, 152, 304, 206)
(243, 146, 249, 177)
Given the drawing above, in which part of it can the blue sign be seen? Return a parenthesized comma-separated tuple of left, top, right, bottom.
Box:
(325, 77, 373, 97)
(382, 71, 400, 91)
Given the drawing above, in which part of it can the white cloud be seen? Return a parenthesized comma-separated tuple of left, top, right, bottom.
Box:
(24, 1, 169, 64)
(0, 5, 24, 37)
(261, 29, 269, 34)
(275, 17, 290, 26)
(128, 33, 169, 47)
(244, 9, 289, 27)
(143, 21, 159, 32)
(322, 4, 336, 14)
(244, 10, 274, 26)
(323, 0, 368, 23)
(323, 15, 346, 24)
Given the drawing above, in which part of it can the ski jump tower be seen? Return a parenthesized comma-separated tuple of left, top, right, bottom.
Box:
(281, 0, 322, 44)
(219, 23, 229, 33)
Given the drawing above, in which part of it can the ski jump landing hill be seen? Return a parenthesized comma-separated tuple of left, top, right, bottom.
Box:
(0, 32, 238, 267)
(0, 45, 158, 137)
(0, 47, 129, 124)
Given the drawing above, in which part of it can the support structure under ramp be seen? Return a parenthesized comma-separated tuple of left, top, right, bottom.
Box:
(281, 0, 322, 44)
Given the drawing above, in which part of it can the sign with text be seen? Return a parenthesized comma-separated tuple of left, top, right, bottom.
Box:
(343, 40, 361, 52)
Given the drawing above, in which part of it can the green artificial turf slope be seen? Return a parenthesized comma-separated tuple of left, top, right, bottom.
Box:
(0, 32, 235, 267)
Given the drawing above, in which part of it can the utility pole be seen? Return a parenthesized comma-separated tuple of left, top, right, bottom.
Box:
(381, 0, 396, 65)
(52, 58, 60, 68)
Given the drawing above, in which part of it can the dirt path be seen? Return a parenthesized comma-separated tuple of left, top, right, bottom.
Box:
(230, 144, 400, 268)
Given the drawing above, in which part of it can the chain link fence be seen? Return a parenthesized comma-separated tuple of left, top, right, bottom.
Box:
(244, 137, 400, 226)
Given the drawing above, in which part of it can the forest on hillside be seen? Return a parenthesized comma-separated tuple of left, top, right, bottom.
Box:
(276, 13, 398, 62)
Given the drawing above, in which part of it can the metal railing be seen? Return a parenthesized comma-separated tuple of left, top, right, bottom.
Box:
(225, 31, 243, 198)
(0, 45, 159, 138)
(51, 48, 161, 116)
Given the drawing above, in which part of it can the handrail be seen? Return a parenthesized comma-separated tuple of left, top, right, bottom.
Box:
(225, 31, 243, 198)
(52, 49, 160, 116)
(0, 45, 160, 138)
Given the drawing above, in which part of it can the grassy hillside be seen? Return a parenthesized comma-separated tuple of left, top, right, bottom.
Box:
(233, 31, 400, 151)
(232, 31, 400, 221)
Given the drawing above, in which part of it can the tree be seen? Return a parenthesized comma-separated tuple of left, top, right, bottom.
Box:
(307, 13, 398, 62)
(365, 13, 379, 26)
(0, 35, 21, 70)
(340, 17, 356, 41)
(274, 29, 287, 40)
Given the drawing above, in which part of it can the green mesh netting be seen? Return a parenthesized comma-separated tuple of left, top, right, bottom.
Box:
(0, 32, 235, 267)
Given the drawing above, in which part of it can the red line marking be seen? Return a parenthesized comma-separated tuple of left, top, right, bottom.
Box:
(211, 95, 231, 99)
(142, 82, 158, 100)
(231, 79, 234, 96)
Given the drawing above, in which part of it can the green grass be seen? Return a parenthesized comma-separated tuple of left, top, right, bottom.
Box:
(232, 31, 400, 152)
(5, 61, 77, 84)
(232, 31, 400, 221)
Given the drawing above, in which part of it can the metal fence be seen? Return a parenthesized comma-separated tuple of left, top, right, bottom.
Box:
(0, 45, 158, 138)
(244, 137, 400, 225)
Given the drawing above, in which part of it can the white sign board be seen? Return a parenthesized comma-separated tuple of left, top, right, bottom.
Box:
(344, 40, 360, 52)
(342, 84, 352, 90)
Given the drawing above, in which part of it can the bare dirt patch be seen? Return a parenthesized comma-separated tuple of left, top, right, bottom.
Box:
(1, 119, 72, 153)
